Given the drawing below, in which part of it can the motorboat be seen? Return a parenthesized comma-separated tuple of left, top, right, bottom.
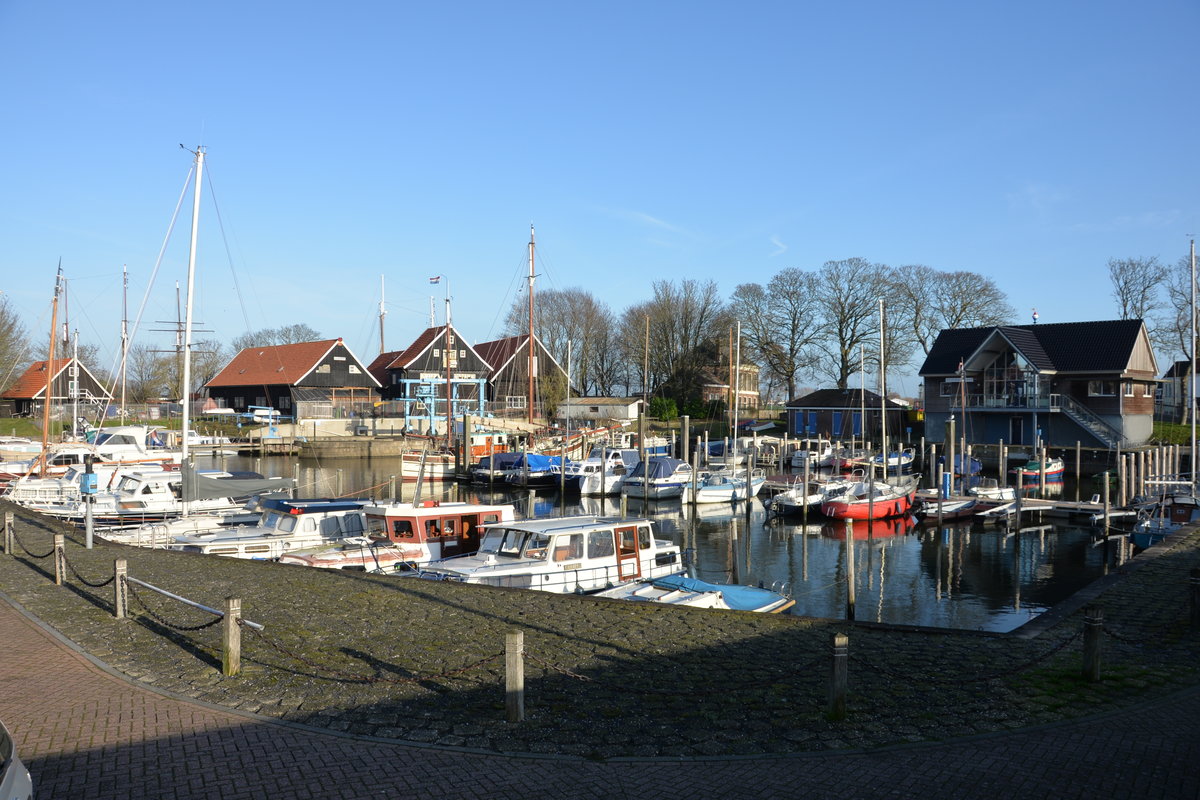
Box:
(1011, 457, 1066, 481)
(469, 452, 522, 485)
(789, 438, 833, 469)
(0, 425, 182, 484)
(765, 474, 858, 515)
(170, 498, 369, 559)
(506, 452, 568, 489)
(1128, 492, 1200, 550)
(560, 447, 639, 496)
(594, 573, 794, 613)
(820, 473, 920, 520)
(914, 495, 979, 520)
(412, 515, 682, 594)
(280, 498, 518, 570)
(621, 457, 695, 499)
(681, 468, 766, 504)
(968, 478, 1016, 503)
(99, 497, 271, 548)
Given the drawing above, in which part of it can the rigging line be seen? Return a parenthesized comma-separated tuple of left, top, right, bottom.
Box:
(485, 248, 533, 341)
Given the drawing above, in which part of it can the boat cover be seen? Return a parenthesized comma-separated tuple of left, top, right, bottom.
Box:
(649, 574, 784, 612)
(629, 458, 687, 479)
(181, 462, 295, 501)
(478, 452, 522, 470)
(511, 453, 566, 471)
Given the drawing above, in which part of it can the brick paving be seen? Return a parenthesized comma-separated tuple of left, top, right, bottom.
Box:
(3, 500, 1200, 797)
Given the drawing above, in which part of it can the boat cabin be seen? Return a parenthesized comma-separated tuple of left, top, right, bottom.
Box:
(362, 499, 516, 563)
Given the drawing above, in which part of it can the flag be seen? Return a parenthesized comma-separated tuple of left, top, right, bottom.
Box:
(429, 276, 441, 284)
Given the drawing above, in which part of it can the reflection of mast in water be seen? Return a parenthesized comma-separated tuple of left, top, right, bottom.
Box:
(875, 547, 887, 623)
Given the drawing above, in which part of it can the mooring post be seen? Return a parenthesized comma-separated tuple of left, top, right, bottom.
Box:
(292, 462, 300, 499)
(3, 511, 12, 555)
(845, 519, 856, 621)
(389, 475, 397, 500)
(526, 489, 535, 519)
(1075, 441, 1082, 502)
(335, 468, 344, 497)
(620, 492, 628, 519)
(1190, 568, 1200, 630)
(223, 596, 242, 677)
(1082, 605, 1103, 682)
(53, 533, 65, 586)
(114, 558, 127, 620)
(828, 632, 848, 721)
(506, 629, 525, 723)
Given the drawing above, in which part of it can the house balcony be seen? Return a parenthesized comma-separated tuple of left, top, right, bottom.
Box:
(957, 393, 1061, 411)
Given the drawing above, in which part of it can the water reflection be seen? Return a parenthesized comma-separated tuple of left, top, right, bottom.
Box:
(204, 453, 1117, 633)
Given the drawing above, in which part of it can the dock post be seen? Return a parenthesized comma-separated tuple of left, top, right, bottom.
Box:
(3, 511, 12, 555)
(620, 492, 628, 519)
(506, 629, 525, 723)
(114, 559, 127, 620)
(1118, 456, 1126, 507)
(526, 489, 535, 519)
(335, 468, 344, 497)
(998, 440, 1006, 488)
(53, 534, 65, 586)
(1075, 441, 1081, 502)
(1082, 605, 1103, 682)
(827, 632, 848, 721)
(222, 596, 242, 677)
(681, 415, 690, 466)
(292, 462, 300, 499)
(389, 475, 397, 501)
(1190, 568, 1200, 630)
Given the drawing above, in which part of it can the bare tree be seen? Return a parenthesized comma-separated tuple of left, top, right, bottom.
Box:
(231, 324, 322, 352)
(729, 268, 821, 402)
(810, 258, 888, 389)
(125, 343, 172, 403)
(1109, 256, 1162, 321)
(504, 288, 617, 396)
(0, 295, 29, 393)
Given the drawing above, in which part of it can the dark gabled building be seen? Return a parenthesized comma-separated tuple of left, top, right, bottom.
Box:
(2, 358, 113, 418)
(204, 339, 379, 418)
(368, 325, 491, 430)
(1157, 359, 1191, 423)
(474, 333, 568, 418)
(918, 319, 1158, 448)
(784, 388, 907, 443)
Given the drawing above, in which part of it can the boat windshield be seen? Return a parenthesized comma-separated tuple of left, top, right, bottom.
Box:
(258, 511, 297, 533)
(478, 527, 550, 559)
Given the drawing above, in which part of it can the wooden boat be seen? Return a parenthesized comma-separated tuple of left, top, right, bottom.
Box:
(594, 573, 794, 613)
(820, 474, 919, 520)
(281, 498, 518, 570)
(682, 469, 766, 504)
(1011, 457, 1065, 480)
(413, 515, 682, 594)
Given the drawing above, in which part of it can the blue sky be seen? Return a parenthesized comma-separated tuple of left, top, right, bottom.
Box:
(2, 1, 1197, 397)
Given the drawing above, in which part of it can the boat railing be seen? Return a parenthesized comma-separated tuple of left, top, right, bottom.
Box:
(413, 556, 681, 593)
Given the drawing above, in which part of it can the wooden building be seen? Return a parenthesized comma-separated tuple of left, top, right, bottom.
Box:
(919, 319, 1158, 448)
(367, 325, 491, 432)
(204, 339, 380, 418)
(474, 334, 569, 419)
(2, 358, 113, 418)
(784, 388, 907, 443)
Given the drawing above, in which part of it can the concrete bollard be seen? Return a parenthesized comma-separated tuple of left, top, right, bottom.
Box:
(506, 630, 525, 723)
(223, 596, 242, 677)
(114, 559, 128, 620)
(1082, 605, 1103, 682)
(828, 632, 848, 721)
(53, 534, 65, 586)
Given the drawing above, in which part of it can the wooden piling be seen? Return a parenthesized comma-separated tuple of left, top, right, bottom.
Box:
(53, 534, 65, 586)
(827, 632, 848, 721)
(114, 559, 127, 620)
(845, 519, 856, 621)
(3, 511, 12, 555)
(506, 630, 525, 723)
(222, 596, 242, 677)
(1082, 605, 1103, 682)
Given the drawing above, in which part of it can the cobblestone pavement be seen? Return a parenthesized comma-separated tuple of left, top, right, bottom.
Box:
(2, 501, 1200, 797)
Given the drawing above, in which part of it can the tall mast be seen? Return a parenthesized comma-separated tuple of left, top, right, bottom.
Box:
(879, 298, 887, 469)
(445, 286, 453, 452)
(527, 225, 535, 424)
(727, 326, 734, 434)
(71, 329, 79, 439)
(734, 321, 741, 434)
(1191, 237, 1196, 492)
(40, 262, 63, 475)
(181, 145, 204, 513)
(378, 274, 387, 355)
(120, 264, 129, 424)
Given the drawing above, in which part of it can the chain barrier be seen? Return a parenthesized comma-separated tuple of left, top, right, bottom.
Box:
(125, 579, 224, 632)
(11, 530, 54, 560)
(336, 478, 392, 499)
(849, 627, 1084, 685)
(1101, 622, 1172, 647)
(239, 622, 504, 684)
(61, 551, 115, 588)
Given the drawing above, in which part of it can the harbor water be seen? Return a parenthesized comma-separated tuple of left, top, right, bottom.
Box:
(205, 452, 1120, 633)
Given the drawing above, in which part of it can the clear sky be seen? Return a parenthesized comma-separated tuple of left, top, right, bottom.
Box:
(2, 1, 1196, 398)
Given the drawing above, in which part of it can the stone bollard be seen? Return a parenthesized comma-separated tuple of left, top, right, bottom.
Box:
(506, 630, 525, 723)
(1082, 605, 1103, 682)
(1191, 568, 1200, 630)
(223, 596, 242, 677)
(3, 511, 12, 555)
(828, 632, 848, 721)
(114, 559, 128, 620)
(53, 534, 65, 586)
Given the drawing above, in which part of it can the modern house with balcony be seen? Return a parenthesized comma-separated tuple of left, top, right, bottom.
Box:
(919, 319, 1158, 449)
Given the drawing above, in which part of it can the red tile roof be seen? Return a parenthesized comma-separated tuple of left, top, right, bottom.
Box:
(474, 335, 529, 373)
(2, 359, 70, 399)
(206, 339, 343, 387)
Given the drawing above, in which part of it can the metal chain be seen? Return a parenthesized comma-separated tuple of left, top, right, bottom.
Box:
(11, 530, 54, 559)
(239, 622, 503, 684)
(125, 579, 224, 632)
(61, 552, 115, 587)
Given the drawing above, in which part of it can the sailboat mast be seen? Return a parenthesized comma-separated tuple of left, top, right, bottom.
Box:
(1191, 238, 1196, 492)
(72, 329, 79, 439)
(879, 299, 887, 469)
(527, 225, 535, 424)
(734, 320, 741, 434)
(445, 289, 453, 452)
(120, 264, 128, 424)
(41, 263, 62, 475)
(181, 146, 204, 499)
(379, 274, 387, 355)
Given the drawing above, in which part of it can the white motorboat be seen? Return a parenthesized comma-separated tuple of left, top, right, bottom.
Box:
(413, 515, 683, 594)
(790, 438, 833, 469)
(170, 498, 368, 559)
(594, 573, 794, 613)
(279, 498, 517, 570)
(0, 425, 182, 483)
(765, 474, 859, 515)
(560, 447, 639, 496)
(101, 497, 273, 548)
(621, 457, 695, 499)
(681, 469, 766, 504)
(968, 478, 1017, 503)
